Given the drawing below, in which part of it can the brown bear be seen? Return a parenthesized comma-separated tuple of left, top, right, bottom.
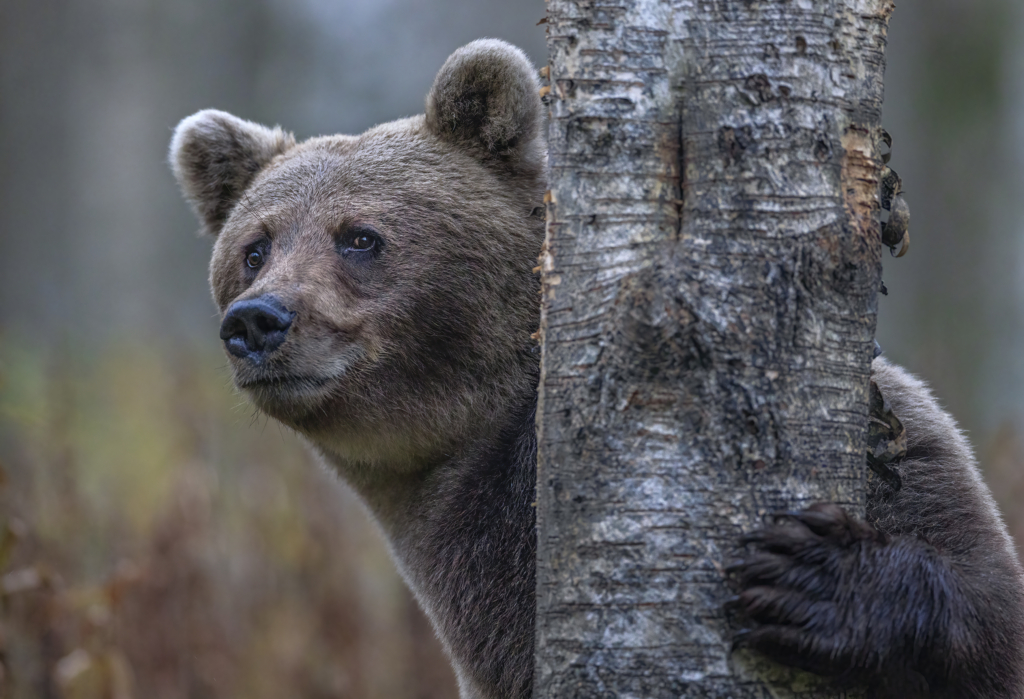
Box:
(170, 39, 1024, 699)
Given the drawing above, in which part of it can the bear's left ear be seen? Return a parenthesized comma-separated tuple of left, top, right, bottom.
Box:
(170, 109, 295, 236)
(425, 39, 543, 170)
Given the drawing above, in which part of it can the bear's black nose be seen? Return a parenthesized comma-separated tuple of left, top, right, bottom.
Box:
(219, 295, 295, 361)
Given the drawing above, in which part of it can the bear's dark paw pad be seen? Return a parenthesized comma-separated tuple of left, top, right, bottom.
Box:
(742, 502, 886, 554)
(726, 503, 889, 677)
(729, 503, 882, 602)
(731, 623, 855, 677)
(726, 551, 841, 638)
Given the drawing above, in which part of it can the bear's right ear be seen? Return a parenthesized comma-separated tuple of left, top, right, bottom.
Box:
(425, 39, 543, 171)
(170, 109, 294, 236)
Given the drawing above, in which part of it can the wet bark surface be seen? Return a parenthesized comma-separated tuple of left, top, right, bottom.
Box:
(536, 0, 892, 696)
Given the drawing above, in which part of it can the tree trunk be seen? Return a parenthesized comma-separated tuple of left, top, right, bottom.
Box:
(535, 0, 892, 696)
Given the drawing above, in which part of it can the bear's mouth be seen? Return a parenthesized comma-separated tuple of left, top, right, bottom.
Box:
(234, 372, 339, 422)
(229, 343, 364, 414)
(237, 374, 333, 391)
(235, 372, 340, 407)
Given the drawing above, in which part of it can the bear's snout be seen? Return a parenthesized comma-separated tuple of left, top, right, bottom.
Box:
(220, 295, 295, 362)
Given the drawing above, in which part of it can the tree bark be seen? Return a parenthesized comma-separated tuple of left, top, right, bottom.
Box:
(535, 0, 892, 696)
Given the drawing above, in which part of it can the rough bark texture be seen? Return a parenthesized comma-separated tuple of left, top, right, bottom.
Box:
(536, 0, 892, 696)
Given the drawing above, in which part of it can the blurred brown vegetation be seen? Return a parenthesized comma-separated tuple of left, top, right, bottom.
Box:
(0, 341, 457, 699)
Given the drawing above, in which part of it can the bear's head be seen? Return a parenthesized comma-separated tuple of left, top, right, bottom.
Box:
(170, 40, 545, 468)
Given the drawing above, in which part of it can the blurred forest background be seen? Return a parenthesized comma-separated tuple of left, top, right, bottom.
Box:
(1, 0, 1023, 697)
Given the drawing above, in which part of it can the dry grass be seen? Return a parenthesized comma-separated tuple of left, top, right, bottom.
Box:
(0, 340, 457, 699)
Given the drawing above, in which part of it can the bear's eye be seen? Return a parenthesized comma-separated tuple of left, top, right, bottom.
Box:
(243, 239, 270, 277)
(351, 234, 375, 251)
(338, 226, 383, 260)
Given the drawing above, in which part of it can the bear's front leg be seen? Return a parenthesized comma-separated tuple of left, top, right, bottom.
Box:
(728, 502, 984, 698)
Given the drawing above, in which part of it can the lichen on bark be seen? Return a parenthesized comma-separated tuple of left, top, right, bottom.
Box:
(536, 0, 893, 696)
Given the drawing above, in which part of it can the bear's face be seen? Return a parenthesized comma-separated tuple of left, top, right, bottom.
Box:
(171, 41, 545, 468)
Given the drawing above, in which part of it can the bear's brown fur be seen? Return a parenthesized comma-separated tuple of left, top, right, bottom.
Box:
(171, 39, 1024, 699)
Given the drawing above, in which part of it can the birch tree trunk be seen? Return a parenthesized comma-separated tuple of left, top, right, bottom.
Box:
(535, 0, 892, 696)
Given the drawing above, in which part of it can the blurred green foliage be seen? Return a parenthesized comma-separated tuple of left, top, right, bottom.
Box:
(916, 5, 1009, 136)
(0, 339, 457, 699)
